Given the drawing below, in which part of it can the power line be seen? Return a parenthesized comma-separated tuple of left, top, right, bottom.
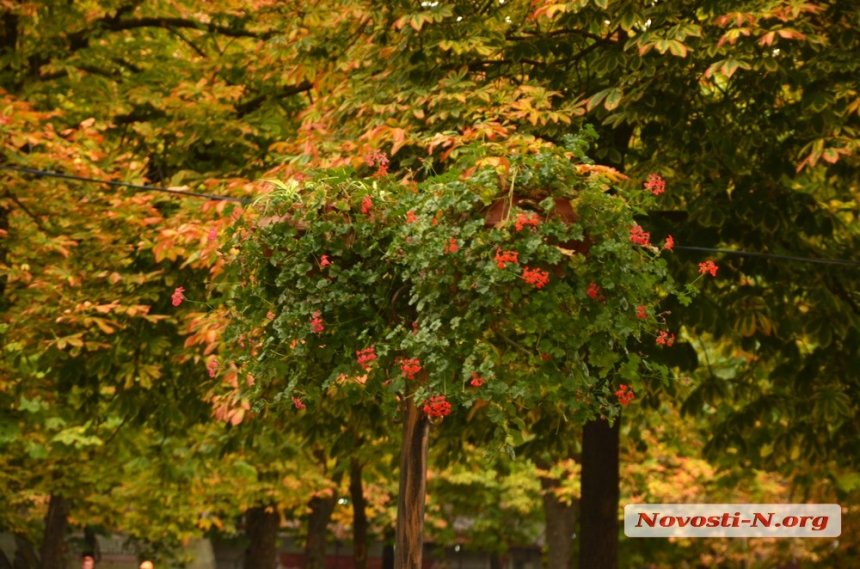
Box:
(4, 165, 858, 268)
(1, 165, 251, 204)
(673, 245, 860, 268)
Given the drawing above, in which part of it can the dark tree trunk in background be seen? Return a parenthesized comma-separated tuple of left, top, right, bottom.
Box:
(0, 205, 9, 311)
(39, 494, 67, 569)
(243, 505, 280, 569)
(381, 531, 395, 569)
(305, 466, 344, 569)
(541, 474, 580, 569)
(393, 383, 430, 569)
(350, 458, 368, 569)
(12, 534, 38, 569)
(579, 418, 620, 569)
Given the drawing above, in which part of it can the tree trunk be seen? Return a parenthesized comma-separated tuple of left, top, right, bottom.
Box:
(12, 534, 38, 569)
(39, 494, 68, 569)
(579, 418, 620, 569)
(305, 467, 344, 569)
(349, 458, 368, 569)
(381, 531, 394, 569)
(0, 205, 9, 311)
(243, 505, 280, 569)
(393, 386, 429, 569)
(541, 475, 579, 569)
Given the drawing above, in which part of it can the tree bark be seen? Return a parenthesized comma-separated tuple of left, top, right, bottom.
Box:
(349, 458, 368, 569)
(305, 466, 344, 569)
(39, 494, 68, 569)
(578, 418, 620, 569)
(12, 534, 38, 569)
(541, 475, 579, 569)
(393, 387, 429, 569)
(0, 205, 9, 311)
(381, 531, 394, 569)
(243, 505, 280, 569)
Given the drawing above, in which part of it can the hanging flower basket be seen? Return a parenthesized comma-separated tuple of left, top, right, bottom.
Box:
(483, 195, 591, 257)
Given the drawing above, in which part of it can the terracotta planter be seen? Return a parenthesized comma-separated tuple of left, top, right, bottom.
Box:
(483, 196, 591, 256)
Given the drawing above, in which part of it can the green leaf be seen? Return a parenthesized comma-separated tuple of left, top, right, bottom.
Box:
(26, 441, 48, 459)
(603, 88, 623, 111)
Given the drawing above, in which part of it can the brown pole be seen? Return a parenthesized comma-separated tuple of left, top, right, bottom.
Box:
(579, 417, 620, 569)
(393, 379, 429, 569)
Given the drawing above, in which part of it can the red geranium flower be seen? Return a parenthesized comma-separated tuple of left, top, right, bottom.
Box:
(399, 358, 422, 380)
(171, 287, 185, 306)
(494, 249, 519, 269)
(310, 311, 325, 334)
(423, 395, 452, 418)
(656, 330, 675, 346)
(664, 235, 674, 250)
(515, 212, 540, 232)
(629, 224, 651, 246)
(356, 347, 377, 371)
(470, 373, 484, 387)
(615, 384, 635, 405)
(644, 174, 665, 196)
(522, 267, 550, 289)
(698, 260, 718, 277)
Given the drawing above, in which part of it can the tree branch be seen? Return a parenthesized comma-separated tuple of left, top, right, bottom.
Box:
(94, 17, 274, 40)
(235, 81, 314, 117)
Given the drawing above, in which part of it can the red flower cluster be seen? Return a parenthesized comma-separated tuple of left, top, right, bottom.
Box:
(310, 311, 324, 334)
(366, 149, 389, 177)
(616, 384, 635, 405)
(207, 226, 218, 242)
(644, 174, 665, 196)
(320, 255, 331, 267)
(494, 249, 518, 269)
(406, 210, 418, 223)
(292, 397, 306, 410)
(356, 347, 377, 370)
(656, 330, 675, 346)
(444, 239, 459, 254)
(171, 287, 185, 306)
(586, 281, 601, 300)
(423, 395, 452, 418)
(515, 212, 540, 232)
(698, 260, 718, 277)
(664, 235, 674, 250)
(636, 305, 647, 319)
(629, 224, 651, 246)
(266, 310, 276, 320)
(522, 267, 550, 289)
(207, 359, 218, 378)
(399, 358, 422, 380)
(470, 372, 484, 387)
(361, 196, 373, 214)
